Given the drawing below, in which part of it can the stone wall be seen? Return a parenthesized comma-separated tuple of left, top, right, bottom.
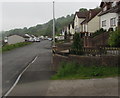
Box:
(52, 54, 119, 71)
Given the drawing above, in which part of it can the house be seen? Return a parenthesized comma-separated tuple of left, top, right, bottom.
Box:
(117, 1, 120, 29)
(74, 11, 88, 33)
(69, 21, 75, 35)
(99, 0, 120, 31)
(7, 34, 25, 45)
(62, 26, 67, 36)
(67, 24, 70, 34)
(81, 9, 101, 37)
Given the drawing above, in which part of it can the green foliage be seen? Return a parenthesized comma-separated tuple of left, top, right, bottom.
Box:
(51, 62, 119, 80)
(79, 8, 88, 12)
(108, 30, 120, 47)
(92, 28, 106, 38)
(94, 6, 101, 10)
(3, 14, 74, 37)
(72, 33, 82, 50)
(2, 42, 32, 52)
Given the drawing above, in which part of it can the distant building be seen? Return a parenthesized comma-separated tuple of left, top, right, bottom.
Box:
(70, 22, 75, 35)
(67, 24, 70, 34)
(7, 35, 25, 45)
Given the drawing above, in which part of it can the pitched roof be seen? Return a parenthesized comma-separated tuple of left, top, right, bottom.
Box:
(81, 9, 101, 24)
(74, 11, 88, 20)
(100, 0, 112, 7)
(99, 1, 120, 16)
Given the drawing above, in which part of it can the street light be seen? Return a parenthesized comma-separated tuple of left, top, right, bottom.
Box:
(52, 0, 55, 47)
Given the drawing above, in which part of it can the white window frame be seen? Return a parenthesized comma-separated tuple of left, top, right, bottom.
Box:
(102, 20, 106, 27)
(112, 1, 117, 7)
(110, 18, 116, 26)
(103, 6, 107, 11)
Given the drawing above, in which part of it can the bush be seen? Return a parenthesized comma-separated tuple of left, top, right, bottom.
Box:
(2, 42, 32, 52)
(92, 28, 106, 37)
(71, 33, 82, 50)
(51, 62, 119, 80)
(108, 29, 120, 47)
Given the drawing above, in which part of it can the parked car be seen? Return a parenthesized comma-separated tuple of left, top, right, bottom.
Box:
(47, 38, 52, 41)
(36, 38, 40, 42)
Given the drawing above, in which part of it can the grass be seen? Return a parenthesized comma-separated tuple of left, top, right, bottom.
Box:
(1, 42, 32, 52)
(51, 62, 119, 80)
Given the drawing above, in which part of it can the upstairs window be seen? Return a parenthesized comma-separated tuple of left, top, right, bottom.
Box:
(102, 20, 106, 27)
(110, 18, 116, 26)
(103, 6, 107, 11)
(112, 1, 117, 7)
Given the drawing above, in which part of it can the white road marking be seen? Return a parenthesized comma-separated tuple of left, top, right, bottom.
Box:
(31, 56, 37, 64)
(4, 56, 38, 97)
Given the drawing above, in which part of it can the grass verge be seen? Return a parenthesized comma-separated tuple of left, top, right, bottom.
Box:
(1, 42, 32, 52)
(51, 62, 119, 80)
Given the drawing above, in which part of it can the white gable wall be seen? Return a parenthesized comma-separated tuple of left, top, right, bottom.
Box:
(74, 15, 85, 33)
(100, 13, 118, 31)
(70, 24, 75, 35)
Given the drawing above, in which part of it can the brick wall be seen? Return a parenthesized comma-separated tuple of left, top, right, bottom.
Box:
(52, 54, 119, 71)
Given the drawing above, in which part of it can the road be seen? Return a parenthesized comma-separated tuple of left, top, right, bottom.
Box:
(3, 40, 118, 96)
(2, 40, 53, 96)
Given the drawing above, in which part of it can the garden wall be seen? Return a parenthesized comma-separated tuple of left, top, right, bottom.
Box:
(52, 54, 119, 71)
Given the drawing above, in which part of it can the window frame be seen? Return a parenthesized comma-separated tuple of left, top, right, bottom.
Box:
(102, 20, 106, 27)
(110, 18, 116, 27)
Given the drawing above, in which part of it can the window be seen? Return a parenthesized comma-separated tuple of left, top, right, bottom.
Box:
(112, 1, 117, 7)
(102, 20, 106, 27)
(103, 6, 107, 11)
(110, 18, 116, 26)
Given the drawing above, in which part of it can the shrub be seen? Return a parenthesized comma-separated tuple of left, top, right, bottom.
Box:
(2, 42, 32, 52)
(92, 28, 106, 37)
(71, 33, 82, 50)
(108, 29, 120, 47)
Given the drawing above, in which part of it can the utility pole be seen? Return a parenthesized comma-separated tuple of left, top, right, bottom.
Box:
(53, 1, 55, 47)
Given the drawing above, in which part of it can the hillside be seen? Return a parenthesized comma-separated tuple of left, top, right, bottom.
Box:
(2, 14, 74, 37)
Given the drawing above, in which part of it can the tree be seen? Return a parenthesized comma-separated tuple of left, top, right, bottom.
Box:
(108, 30, 120, 47)
(72, 33, 82, 50)
(79, 8, 88, 12)
(94, 6, 100, 10)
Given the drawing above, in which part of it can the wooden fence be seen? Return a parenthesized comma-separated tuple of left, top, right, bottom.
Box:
(70, 47, 120, 56)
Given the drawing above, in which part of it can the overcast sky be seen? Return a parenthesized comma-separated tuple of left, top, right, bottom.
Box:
(1, 0, 101, 31)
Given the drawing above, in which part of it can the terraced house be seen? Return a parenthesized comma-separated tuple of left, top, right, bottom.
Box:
(81, 9, 101, 37)
(74, 11, 88, 33)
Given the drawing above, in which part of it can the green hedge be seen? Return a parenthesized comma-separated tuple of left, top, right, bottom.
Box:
(2, 42, 32, 52)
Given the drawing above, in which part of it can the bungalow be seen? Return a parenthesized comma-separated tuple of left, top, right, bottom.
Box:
(81, 9, 101, 37)
(74, 11, 88, 33)
(99, 0, 120, 31)
(7, 34, 25, 45)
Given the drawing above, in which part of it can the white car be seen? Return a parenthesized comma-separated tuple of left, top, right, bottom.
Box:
(48, 38, 52, 41)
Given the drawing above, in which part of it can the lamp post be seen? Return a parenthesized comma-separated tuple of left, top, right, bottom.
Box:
(52, 1, 55, 47)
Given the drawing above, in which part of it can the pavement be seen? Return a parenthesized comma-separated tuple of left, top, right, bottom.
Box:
(46, 77, 119, 96)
